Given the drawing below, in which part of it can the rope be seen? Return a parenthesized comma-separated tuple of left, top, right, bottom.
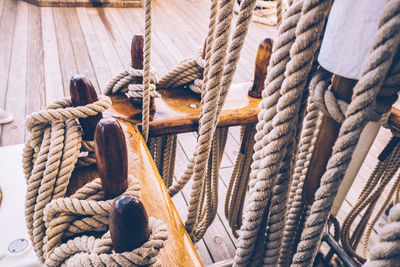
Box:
(339, 137, 400, 264)
(292, 0, 400, 265)
(225, 124, 256, 238)
(363, 203, 400, 266)
(234, 0, 332, 264)
(43, 177, 167, 267)
(278, 69, 323, 266)
(104, 64, 158, 98)
(23, 96, 111, 263)
(184, 0, 258, 242)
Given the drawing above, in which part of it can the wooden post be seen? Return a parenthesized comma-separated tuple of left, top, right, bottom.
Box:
(248, 38, 273, 98)
(70, 75, 102, 141)
(94, 118, 128, 199)
(109, 195, 150, 252)
(129, 35, 155, 111)
(303, 75, 357, 204)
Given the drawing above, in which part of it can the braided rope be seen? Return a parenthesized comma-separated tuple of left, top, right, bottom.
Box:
(44, 177, 142, 266)
(48, 218, 167, 267)
(24, 97, 110, 262)
(363, 203, 400, 266)
(278, 70, 323, 266)
(234, 0, 332, 264)
(292, 0, 400, 265)
(142, 0, 153, 142)
(104, 65, 158, 97)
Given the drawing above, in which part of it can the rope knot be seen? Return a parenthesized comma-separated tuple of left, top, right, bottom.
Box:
(43, 176, 167, 266)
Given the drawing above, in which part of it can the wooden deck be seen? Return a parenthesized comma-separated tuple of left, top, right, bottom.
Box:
(0, 0, 397, 264)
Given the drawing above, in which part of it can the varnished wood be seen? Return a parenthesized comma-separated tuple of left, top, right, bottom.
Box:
(129, 34, 155, 110)
(94, 118, 128, 199)
(66, 121, 203, 266)
(389, 106, 400, 130)
(248, 38, 273, 98)
(110, 195, 150, 252)
(70, 74, 102, 140)
(107, 82, 261, 136)
(303, 75, 357, 204)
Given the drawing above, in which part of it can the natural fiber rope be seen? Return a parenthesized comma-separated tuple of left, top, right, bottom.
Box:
(104, 64, 158, 98)
(291, 0, 400, 265)
(184, 0, 257, 242)
(142, 0, 153, 142)
(43, 176, 168, 267)
(225, 124, 256, 238)
(49, 218, 167, 267)
(363, 203, 400, 266)
(23, 96, 111, 262)
(234, 0, 331, 264)
(340, 138, 400, 263)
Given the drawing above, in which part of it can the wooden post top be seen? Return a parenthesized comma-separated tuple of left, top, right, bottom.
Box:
(70, 74, 102, 140)
(94, 118, 128, 199)
(248, 38, 273, 98)
(131, 34, 144, 70)
(66, 121, 203, 266)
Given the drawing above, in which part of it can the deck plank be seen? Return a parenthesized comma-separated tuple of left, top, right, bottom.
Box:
(41, 7, 64, 104)
(0, 0, 17, 143)
(1, 1, 29, 145)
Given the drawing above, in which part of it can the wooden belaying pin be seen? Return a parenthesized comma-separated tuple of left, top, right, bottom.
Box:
(129, 34, 155, 112)
(109, 194, 150, 252)
(70, 75, 102, 140)
(248, 38, 273, 98)
(94, 118, 128, 199)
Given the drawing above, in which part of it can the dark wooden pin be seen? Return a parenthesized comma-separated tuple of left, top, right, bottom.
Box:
(248, 38, 273, 98)
(94, 118, 128, 199)
(303, 75, 357, 204)
(70, 75, 102, 140)
(109, 195, 150, 252)
(129, 35, 155, 111)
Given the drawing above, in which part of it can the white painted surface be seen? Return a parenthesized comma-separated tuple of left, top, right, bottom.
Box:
(0, 144, 41, 266)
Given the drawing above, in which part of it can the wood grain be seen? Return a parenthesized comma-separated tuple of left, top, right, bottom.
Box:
(107, 82, 261, 136)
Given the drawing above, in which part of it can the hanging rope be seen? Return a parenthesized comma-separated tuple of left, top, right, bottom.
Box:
(23, 96, 111, 263)
(291, 0, 400, 265)
(363, 203, 400, 266)
(339, 136, 400, 264)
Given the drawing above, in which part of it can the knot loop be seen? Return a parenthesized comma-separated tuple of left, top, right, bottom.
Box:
(104, 63, 158, 98)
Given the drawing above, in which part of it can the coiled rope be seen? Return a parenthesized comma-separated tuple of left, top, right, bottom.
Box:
(43, 177, 167, 267)
(23, 96, 111, 262)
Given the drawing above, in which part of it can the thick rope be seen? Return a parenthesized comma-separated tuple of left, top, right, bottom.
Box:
(48, 218, 167, 267)
(185, 0, 257, 242)
(340, 138, 400, 263)
(363, 203, 400, 266)
(24, 97, 111, 263)
(234, 0, 332, 264)
(43, 177, 145, 266)
(292, 0, 400, 265)
(278, 70, 323, 266)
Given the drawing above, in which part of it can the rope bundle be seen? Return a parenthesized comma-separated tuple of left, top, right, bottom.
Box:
(44, 177, 168, 267)
(157, 47, 205, 94)
(104, 64, 158, 98)
(363, 203, 400, 266)
(233, 0, 400, 265)
(23, 96, 111, 262)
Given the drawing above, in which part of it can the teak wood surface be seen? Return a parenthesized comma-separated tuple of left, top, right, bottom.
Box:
(66, 121, 203, 267)
(107, 82, 261, 136)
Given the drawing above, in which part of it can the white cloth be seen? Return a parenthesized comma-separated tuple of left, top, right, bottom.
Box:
(318, 0, 387, 79)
